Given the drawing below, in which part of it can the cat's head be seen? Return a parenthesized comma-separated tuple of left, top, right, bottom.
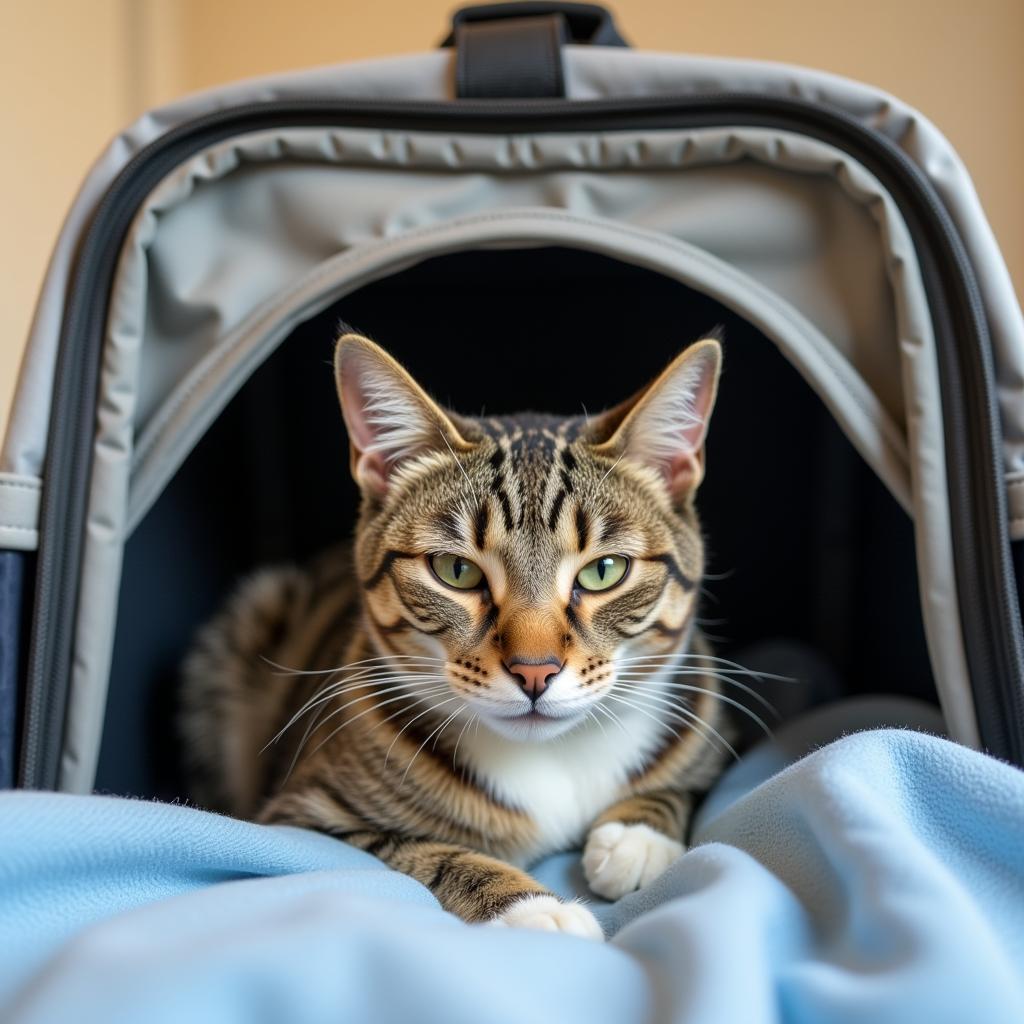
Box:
(335, 331, 721, 743)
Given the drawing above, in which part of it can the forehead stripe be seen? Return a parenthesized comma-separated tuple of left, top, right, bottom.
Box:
(474, 502, 490, 549)
(434, 508, 463, 544)
(599, 513, 627, 544)
(493, 474, 515, 531)
(547, 488, 568, 531)
(575, 507, 589, 552)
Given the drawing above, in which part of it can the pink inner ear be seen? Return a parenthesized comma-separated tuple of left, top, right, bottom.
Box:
(665, 359, 715, 494)
(355, 450, 389, 496)
(339, 358, 378, 455)
(625, 343, 720, 497)
(665, 450, 701, 494)
(337, 347, 401, 497)
(679, 353, 718, 453)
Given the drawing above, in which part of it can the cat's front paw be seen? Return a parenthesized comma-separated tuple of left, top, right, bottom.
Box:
(491, 894, 604, 940)
(583, 822, 684, 901)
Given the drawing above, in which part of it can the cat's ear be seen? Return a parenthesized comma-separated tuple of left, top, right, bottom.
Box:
(334, 333, 472, 497)
(594, 339, 722, 499)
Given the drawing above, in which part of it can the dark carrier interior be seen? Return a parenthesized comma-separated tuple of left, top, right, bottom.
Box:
(98, 247, 935, 798)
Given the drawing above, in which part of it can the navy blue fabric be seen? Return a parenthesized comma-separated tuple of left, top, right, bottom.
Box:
(0, 551, 26, 789)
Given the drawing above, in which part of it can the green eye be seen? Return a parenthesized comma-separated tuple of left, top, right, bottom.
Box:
(576, 555, 630, 592)
(430, 553, 485, 590)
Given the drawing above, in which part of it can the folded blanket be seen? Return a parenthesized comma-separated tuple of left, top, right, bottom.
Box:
(2, 698, 1022, 1023)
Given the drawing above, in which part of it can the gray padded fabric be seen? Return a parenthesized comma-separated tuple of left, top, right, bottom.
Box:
(3, 48, 1020, 521)
(3, 45, 1014, 790)
(126, 128, 906, 443)
(48, 122, 975, 793)
(0, 474, 40, 550)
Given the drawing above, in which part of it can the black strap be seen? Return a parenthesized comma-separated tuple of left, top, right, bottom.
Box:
(455, 14, 567, 99)
(442, 3, 629, 100)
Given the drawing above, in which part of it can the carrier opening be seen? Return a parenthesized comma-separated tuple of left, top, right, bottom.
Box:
(98, 247, 935, 799)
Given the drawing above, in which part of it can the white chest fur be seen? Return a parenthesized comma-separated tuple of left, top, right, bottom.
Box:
(459, 708, 670, 865)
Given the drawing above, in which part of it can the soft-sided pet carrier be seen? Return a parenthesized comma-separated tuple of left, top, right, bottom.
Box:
(3, 2, 1023, 798)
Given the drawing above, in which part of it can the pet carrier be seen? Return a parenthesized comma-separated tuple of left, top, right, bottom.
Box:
(2, 2, 1022, 798)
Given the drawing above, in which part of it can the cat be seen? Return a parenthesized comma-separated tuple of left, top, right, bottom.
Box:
(180, 330, 732, 940)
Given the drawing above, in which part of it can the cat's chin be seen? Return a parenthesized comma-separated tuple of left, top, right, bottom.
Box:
(480, 710, 584, 743)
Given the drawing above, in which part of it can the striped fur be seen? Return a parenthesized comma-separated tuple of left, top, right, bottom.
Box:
(180, 333, 732, 936)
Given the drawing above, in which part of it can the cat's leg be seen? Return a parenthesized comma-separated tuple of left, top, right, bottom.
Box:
(582, 790, 692, 901)
(260, 796, 603, 937)
(340, 830, 602, 937)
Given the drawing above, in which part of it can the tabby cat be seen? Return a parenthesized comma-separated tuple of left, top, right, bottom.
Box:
(181, 331, 733, 940)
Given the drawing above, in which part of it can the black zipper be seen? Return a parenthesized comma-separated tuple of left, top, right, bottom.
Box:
(19, 93, 1024, 788)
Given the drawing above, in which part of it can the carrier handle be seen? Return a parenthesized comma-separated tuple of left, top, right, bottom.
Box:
(440, 3, 629, 99)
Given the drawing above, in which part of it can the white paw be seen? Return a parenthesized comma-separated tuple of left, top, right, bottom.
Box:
(490, 894, 604, 940)
(583, 822, 684, 901)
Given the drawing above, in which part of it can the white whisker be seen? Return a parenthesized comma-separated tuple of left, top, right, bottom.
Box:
(583, 707, 609, 739)
(452, 712, 478, 771)
(281, 683, 445, 782)
(593, 700, 631, 739)
(603, 692, 686, 743)
(268, 673, 450, 746)
(259, 653, 445, 677)
(387, 696, 462, 772)
(286, 678, 445, 768)
(618, 651, 797, 682)
(615, 679, 773, 736)
(293, 667, 446, 705)
(604, 691, 738, 761)
(368, 690, 457, 741)
(439, 429, 477, 496)
(595, 452, 625, 488)
(616, 670, 779, 720)
(415, 708, 464, 770)
(300, 685, 451, 765)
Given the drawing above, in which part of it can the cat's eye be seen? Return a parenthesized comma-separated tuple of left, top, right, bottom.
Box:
(430, 553, 485, 590)
(576, 555, 630, 592)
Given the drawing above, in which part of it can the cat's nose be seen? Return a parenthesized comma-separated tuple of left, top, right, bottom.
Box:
(506, 660, 563, 702)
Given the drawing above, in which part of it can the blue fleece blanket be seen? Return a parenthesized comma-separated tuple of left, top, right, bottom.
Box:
(2, 699, 1023, 1023)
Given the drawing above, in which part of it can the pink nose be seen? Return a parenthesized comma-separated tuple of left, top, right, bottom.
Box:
(507, 660, 562, 701)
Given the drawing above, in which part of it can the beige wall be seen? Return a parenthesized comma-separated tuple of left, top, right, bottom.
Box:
(3, 0, 1022, 434)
